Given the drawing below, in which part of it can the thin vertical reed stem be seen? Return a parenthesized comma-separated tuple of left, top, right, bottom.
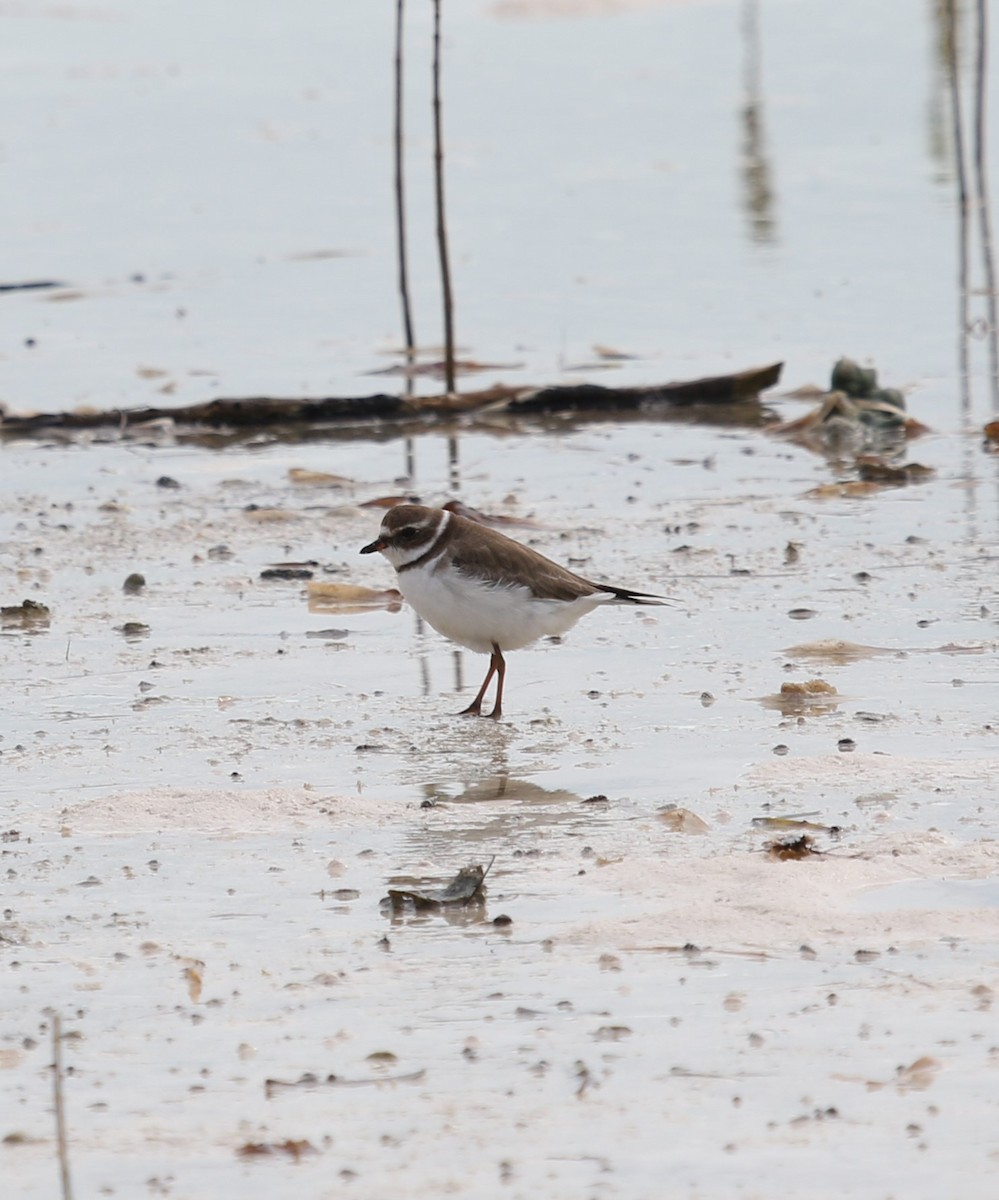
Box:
(393, 0, 416, 381)
(972, 0, 999, 406)
(945, 0, 971, 413)
(432, 0, 456, 394)
(52, 1013, 73, 1200)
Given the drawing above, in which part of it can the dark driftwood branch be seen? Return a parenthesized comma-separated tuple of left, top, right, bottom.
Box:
(505, 362, 782, 412)
(0, 362, 782, 435)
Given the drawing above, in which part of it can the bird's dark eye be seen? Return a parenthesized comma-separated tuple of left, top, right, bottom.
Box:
(398, 527, 417, 541)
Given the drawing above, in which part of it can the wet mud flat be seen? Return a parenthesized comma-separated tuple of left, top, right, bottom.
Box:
(3, 0, 998, 1191)
(2, 400, 999, 1199)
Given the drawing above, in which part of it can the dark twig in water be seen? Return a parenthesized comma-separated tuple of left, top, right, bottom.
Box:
(265, 1068, 426, 1098)
(51, 1013, 73, 1200)
(432, 0, 456, 394)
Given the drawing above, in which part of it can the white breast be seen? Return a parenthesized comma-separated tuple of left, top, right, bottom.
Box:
(398, 562, 611, 654)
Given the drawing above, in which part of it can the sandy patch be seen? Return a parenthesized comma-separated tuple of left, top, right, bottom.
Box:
(743, 753, 999, 794)
(578, 828, 999, 951)
(53, 786, 386, 834)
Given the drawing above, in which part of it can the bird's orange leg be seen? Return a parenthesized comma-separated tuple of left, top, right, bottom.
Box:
(486, 645, 506, 720)
(458, 648, 499, 717)
(458, 644, 506, 719)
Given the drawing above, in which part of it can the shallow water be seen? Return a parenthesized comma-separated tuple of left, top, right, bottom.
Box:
(856, 877, 999, 911)
(1, 0, 996, 409)
(3, 1, 999, 1197)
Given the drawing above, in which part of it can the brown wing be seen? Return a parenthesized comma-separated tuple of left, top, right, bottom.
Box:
(446, 515, 605, 601)
(446, 514, 663, 604)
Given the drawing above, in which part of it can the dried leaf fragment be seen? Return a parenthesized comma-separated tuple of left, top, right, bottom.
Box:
(752, 813, 837, 834)
(785, 639, 892, 665)
(658, 806, 710, 834)
(288, 468, 353, 487)
(243, 506, 299, 523)
(307, 582, 402, 613)
(865, 1056, 941, 1093)
(781, 679, 836, 696)
(766, 834, 820, 861)
(360, 495, 422, 509)
(759, 677, 841, 715)
(805, 480, 889, 499)
(856, 456, 934, 485)
(237, 1139, 318, 1161)
(180, 960, 204, 1002)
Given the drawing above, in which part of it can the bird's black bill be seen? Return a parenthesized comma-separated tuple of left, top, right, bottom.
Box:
(360, 538, 385, 555)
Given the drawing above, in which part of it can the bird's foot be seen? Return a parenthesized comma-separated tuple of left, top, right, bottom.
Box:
(455, 703, 502, 720)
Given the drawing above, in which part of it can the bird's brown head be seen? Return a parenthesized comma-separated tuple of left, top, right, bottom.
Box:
(360, 504, 448, 568)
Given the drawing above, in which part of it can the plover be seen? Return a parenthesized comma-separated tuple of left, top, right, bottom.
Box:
(360, 503, 665, 718)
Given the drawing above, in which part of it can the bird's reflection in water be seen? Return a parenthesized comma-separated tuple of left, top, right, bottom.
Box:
(408, 773, 607, 859)
(384, 901, 487, 931)
(386, 773, 607, 929)
(422, 775, 582, 807)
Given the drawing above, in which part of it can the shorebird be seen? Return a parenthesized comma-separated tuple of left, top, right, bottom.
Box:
(361, 503, 665, 718)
